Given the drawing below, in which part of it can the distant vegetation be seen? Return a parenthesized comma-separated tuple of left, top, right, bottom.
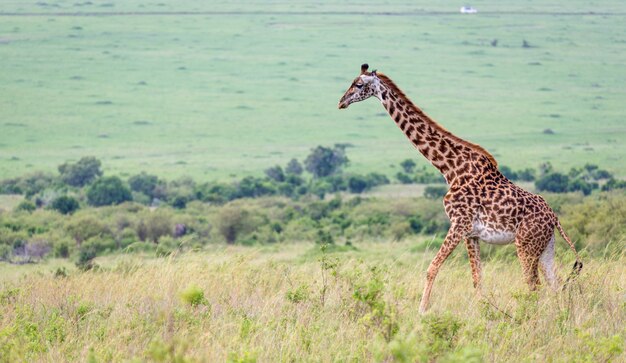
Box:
(1, 148, 621, 212)
(0, 148, 624, 268)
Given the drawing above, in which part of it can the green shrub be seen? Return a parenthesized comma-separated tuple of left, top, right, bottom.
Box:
(352, 266, 398, 342)
(348, 175, 369, 193)
(422, 313, 464, 355)
(66, 215, 111, 243)
(304, 145, 348, 178)
(170, 195, 187, 209)
(118, 227, 139, 249)
(140, 209, 174, 243)
(400, 159, 416, 173)
(217, 205, 256, 244)
(424, 185, 448, 199)
(87, 176, 132, 206)
(408, 216, 424, 233)
(14, 200, 36, 213)
(58, 156, 102, 187)
(286, 284, 309, 303)
(179, 284, 207, 307)
(396, 172, 413, 184)
(50, 196, 80, 215)
(53, 240, 71, 258)
(156, 235, 180, 257)
(77, 244, 98, 270)
(128, 172, 161, 198)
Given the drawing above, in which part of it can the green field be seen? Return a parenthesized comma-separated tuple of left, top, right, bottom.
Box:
(1, 0, 625, 181)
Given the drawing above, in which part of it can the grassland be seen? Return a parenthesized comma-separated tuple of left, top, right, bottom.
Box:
(1, 2, 625, 361)
(1, 242, 624, 362)
(1, 0, 625, 181)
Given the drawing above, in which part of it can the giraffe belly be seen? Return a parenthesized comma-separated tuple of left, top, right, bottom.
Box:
(470, 220, 516, 245)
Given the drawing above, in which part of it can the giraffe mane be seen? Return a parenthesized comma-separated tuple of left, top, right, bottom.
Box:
(376, 72, 498, 167)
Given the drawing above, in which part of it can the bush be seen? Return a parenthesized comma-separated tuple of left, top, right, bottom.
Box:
(155, 235, 180, 257)
(217, 205, 254, 244)
(414, 168, 446, 184)
(87, 176, 132, 206)
(0, 173, 57, 197)
(535, 172, 569, 193)
(50, 196, 80, 215)
(235, 177, 276, 198)
(140, 210, 174, 243)
(128, 172, 161, 199)
(304, 145, 349, 178)
(396, 172, 413, 184)
(194, 182, 237, 204)
(400, 159, 416, 173)
(66, 215, 111, 243)
(179, 284, 207, 307)
(408, 216, 424, 233)
(285, 158, 303, 175)
(517, 168, 536, 181)
(366, 173, 390, 187)
(58, 156, 102, 187)
(424, 186, 447, 200)
(264, 166, 285, 182)
(170, 196, 187, 209)
(14, 200, 36, 213)
(348, 175, 369, 194)
(601, 178, 626, 192)
(76, 242, 98, 270)
(567, 179, 596, 196)
(53, 240, 71, 258)
(499, 165, 518, 180)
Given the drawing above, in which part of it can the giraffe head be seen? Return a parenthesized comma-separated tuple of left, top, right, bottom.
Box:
(338, 63, 382, 109)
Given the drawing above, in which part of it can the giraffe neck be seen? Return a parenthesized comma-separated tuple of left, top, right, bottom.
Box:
(375, 76, 496, 184)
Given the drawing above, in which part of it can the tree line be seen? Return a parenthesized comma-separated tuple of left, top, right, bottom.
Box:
(0, 147, 624, 217)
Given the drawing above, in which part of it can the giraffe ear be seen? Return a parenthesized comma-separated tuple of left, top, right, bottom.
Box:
(361, 63, 369, 74)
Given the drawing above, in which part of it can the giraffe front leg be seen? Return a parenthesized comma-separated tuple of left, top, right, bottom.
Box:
(419, 225, 467, 314)
(464, 237, 482, 291)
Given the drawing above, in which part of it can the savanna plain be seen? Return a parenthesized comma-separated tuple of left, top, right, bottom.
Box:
(1, 0, 625, 362)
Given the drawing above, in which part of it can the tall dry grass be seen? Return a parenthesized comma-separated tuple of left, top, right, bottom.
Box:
(0, 242, 624, 362)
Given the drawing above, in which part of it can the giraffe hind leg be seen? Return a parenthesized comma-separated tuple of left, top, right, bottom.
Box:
(464, 237, 482, 290)
(515, 238, 541, 290)
(539, 235, 561, 291)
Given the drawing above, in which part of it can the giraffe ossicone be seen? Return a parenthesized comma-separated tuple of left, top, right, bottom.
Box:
(339, 64, 583, 313)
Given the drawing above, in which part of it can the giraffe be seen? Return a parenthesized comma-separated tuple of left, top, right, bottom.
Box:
(338, 64, 583, 313)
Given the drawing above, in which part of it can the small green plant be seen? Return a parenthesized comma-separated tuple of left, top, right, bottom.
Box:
(75, 301, 94, 321)
(352, 266, 399, 342)
(422, 312, 465, 356)
(286, 284, 309, 304)
(179, 284, 207, 307)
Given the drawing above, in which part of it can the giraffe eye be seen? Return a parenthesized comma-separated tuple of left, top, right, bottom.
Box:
(355, 83, 364, 89)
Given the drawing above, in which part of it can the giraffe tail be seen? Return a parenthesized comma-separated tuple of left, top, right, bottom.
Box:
(555, 219, 583, 288)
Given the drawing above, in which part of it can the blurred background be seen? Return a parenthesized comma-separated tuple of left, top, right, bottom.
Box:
(2, 0, 624, 180)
